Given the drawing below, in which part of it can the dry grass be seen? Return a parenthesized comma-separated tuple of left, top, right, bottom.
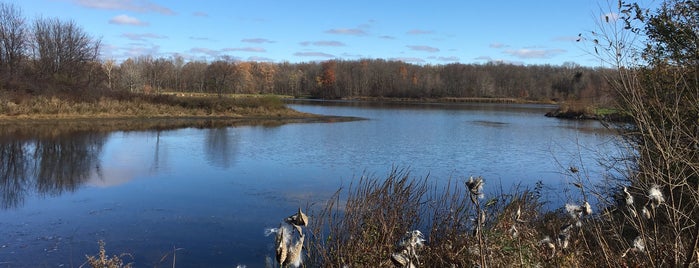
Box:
(82, 240, 132, 268)
(303, 165, 699, 267)
(307, 169, 428, 267)
(0, 91, 309, 119)
(305, 169, 558, 267)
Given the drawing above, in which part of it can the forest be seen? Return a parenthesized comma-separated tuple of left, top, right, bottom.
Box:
(0, 2, 612, 106)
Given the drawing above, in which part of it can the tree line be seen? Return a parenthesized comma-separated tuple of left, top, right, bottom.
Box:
(0, 2, 612, 104)
(104, 56, 613, 103)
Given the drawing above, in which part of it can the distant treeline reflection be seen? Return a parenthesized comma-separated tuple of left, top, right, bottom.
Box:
(0, 126, 107, 209)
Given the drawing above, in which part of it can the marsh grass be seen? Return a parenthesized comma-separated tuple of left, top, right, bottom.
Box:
(305, 169, 556, 267)
(82, 240, 132, 268)
(0, 91, 304, 119)
(306, 169, 428, 267)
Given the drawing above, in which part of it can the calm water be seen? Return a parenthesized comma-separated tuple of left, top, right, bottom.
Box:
(0, 101, 619, 267)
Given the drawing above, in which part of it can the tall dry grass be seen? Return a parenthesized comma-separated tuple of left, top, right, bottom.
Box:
(0, 91, 303, 119)
(305, 169, 558, 267)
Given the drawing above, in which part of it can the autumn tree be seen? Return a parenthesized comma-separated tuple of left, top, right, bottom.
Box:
(314, 60, 337, 98)
(232, 62, 253, 94)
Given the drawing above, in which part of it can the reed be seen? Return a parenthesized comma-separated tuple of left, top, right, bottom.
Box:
(304, 169, 552, 267)
(82, 240, 132, 268)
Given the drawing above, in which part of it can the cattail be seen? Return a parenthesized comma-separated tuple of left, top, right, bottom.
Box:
(466, 176, 484, 199)
(582, 201, 592, 216)
(623, 187, 634, 206)
(565, 204, 583, 220)
(392, 230, 424, 268)
(628, 207, 638, 218)
(390, 251, 410, 268)
(642, 206, 651, 219)
(284, 232, 304, 268)
(560, 223, 574, 234)
(539, 236, 556, 250)
(632, 236, 645, 252)
(274, 224, 289, 265)
(515, 206, 527, 223)
(558, 232, 571, 249)
(509, 224, 518, 238)
(400, 230, 425, 249)
(285, 208, 308, 227)
(648, 184, 665, 207)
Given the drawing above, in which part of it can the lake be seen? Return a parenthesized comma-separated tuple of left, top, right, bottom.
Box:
(0, 101, 620, 267)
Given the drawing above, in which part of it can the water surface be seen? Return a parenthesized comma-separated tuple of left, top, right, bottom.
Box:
(0, 101, 619, 267)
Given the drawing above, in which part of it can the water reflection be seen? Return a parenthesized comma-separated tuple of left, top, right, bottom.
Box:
(0, 127, 107, 209)
(205, 127, 239, 168)
(0, 140, 31, 209)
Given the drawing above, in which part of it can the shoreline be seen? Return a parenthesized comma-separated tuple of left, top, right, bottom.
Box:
(0, 114, 364, 134)
(309, 96, 557, 104)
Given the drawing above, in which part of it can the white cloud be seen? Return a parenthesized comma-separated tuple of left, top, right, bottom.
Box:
(121, 33, 167, 41)
(294, 52, 335, 58)
(300, 41, 345, 47)
(435, 56, 460, 62)
(222, 47, 266, 52)
(74, 0, 174, 15)
(489, 42, 506, 48)
(389, 57, 425, 63)
(407, 45, 440, 52)
(190, 47, 220, 57)
(123, 44, 161, 57)
(190, 36, 214, 41)
(247, 56, 274, 62)
(325, 28, 367, 36)
(192, 11, 208, 17)
(242, 38, 275, 44)
(503, 48, 566, 59)
(109, 14, 148, 26)
(407, 29, 434, 35)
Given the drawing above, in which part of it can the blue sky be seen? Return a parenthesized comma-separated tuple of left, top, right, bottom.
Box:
(14, 0, 623, 66)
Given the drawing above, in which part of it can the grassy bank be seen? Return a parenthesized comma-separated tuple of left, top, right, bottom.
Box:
(0, 91, 312, 120)
(545, 103, 630, 121)
(300, 169, 697, 267)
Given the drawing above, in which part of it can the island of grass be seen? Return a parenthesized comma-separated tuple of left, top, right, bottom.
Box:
(0, 91, 362, 131)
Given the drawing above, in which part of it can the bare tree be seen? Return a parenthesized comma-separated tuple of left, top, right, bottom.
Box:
(32, 17, 101, 90)
(0, 3, 27, 77)
(118, 58, 142, 92)
(205, 60, 233, 97)
(102, 59, 115, 90)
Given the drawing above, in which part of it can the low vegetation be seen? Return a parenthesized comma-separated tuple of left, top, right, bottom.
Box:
(84, 241, 132, 268)
(298, 164, 695, 267)
(0, 90, 309, 120)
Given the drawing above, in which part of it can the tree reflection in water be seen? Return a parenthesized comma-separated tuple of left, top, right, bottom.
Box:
(204, 127, 239, 169)
(0, 126, 107, 209)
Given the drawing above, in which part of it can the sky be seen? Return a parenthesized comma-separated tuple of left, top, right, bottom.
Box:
(13, 0, 627, 66)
